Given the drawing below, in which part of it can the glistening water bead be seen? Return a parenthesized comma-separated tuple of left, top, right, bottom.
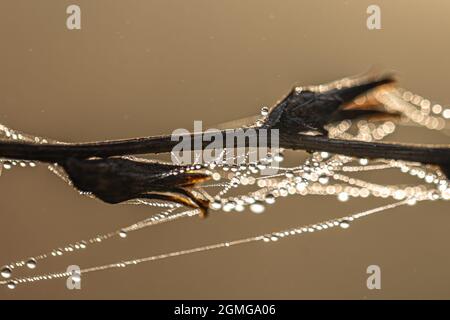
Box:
(273, 154, 284, 163)
(250, 202, 265, 214)
(339, 220, 351, 229)
(210, 200, 222, 210)
(72, 273, 81, 283)
(26, 259, 37, 269)
(264, 194, 276, 204)
(1, 266, 12, 278)
(3, 161, 12, 170)
(338, 192, 349, 202)
(119, 231, 127, 239)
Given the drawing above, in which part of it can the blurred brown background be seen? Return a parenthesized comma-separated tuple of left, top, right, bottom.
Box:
(0, 0, 449, 299)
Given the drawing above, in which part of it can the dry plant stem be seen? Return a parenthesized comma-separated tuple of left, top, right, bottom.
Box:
(0, 130, 449, 167)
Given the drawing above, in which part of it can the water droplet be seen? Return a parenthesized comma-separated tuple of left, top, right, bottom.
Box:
(320, 152, 329, 159)
(429, 190, 440, 200)
(318, 176, 329, 184)
(3, 162, 12, 170)
(296, 182, 307, 192)
(119, 230, 127, 238)
(7, 281, 16, 290)
(279, 187, 288, 197)
(285, 171, 294, 178)
(230, 177, 240, 185)
(260, 106, 269, 116)
(223, 201, 236, 212)
(210, 200, 222, 210)
(244, 196, 256, 204)
(393, 190, 406, 200)
(273, 154, 284, 163)
(359, 158, 368, 165)
(264, 193, 275, 204)
(288, 186, 296, 195)
(339, 220, 350, 229)
(72, 273, 81, 283)
(338, 192, 349, 202)
(1, 266, 12, 278)
(26, 258, 37, 269)
(250, 202, 265, 214)
(257, 163, 267, 170)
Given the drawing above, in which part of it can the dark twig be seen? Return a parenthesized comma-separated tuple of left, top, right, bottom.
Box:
(0, 130, 449, 166)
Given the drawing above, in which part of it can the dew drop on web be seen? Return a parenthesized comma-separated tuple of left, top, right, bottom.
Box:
(1, 266, 12, 279)
(26, 258, 37, 269)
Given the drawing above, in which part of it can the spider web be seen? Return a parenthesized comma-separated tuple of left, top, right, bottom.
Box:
(0, 86, 449, 290)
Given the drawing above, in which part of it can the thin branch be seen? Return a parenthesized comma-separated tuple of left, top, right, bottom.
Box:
(0, 130, 449, 165)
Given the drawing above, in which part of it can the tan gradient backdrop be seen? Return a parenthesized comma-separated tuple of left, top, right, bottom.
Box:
(0, 0, 449, 299)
